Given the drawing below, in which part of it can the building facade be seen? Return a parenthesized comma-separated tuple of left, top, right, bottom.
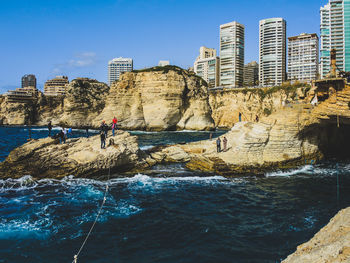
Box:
(108, 57, 133, 85)
(243, 61, 259, 86)
(194, 47, 220, 87)
(44, 76, 69, 96)
(219, 21, 245, 87)
(21, 74, 37, 89)
(259, 18, 287, 87)
(288, 33, 319, 82)
(320, 0, 350, 78)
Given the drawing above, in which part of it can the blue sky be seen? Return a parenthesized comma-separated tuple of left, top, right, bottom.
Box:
(0, 0, 326, 92)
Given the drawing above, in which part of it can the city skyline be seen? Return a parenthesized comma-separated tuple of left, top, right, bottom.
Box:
(1, 0, 323, 92)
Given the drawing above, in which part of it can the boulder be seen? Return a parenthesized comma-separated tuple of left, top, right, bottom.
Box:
(0, 130, 150, 179)
(283, 207, 350, 263)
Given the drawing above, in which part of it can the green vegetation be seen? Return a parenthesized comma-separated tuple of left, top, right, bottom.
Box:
(263, 107, 272, 116)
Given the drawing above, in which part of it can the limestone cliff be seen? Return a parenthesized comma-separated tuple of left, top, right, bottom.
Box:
(283, 207, 350, 263)
(97, 66, 215, 131)
(151, 84, 350, 175)
(209, 86, 308, 128)
(37, 78, 109, 127)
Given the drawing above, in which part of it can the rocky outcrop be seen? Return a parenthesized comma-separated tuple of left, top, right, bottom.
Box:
(97, 66, 215, 131)
(283, 207, 350, 263)
(37, 78, 109, 127)
(152, 85, 350, 175)
(209, 86, 308, 128)
(0, 78, 109, 127)
(0, 130, 151, 179)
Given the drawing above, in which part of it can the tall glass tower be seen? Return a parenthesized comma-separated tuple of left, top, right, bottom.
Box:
(320, 0, 350, 78)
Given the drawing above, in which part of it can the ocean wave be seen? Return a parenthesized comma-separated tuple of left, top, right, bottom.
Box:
(265, 165, 315, 177)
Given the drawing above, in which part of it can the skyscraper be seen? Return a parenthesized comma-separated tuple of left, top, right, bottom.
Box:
(320, 0, 350, 78)
(219, 21, 245, 87)
(288, 33, 319, 82)
(194, 47, 220, 87)
(108, 57, 133, 86)
(21, 74, 36, 89)
(259, 18, 287, 87)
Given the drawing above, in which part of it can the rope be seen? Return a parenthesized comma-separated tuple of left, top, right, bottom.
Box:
(72, 168, 111, 263)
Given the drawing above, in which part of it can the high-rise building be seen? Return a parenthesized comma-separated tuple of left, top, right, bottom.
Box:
(219, 21, 245, 87)
(108, 57, 133, 85)
(194, 47, 220, 87)
(320, 0, 350, 78)
(259, 18, 287, 87)
(21, 74, 37, 89)
(44, 76, 69, 96)
(288, 33, 319, 82)
(243, 61, 259, 86)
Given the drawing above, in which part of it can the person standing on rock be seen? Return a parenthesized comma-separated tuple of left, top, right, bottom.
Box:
(216, 137, 221, 153)
(100, 131, 106, 149)
(112, 116, 118, 136)
(48, 121, 52, 137)
(223, 137, 227, 152)
(255, 115, 259, 122)
(59, 129, 65, 144)
(239, 112, 242, 122)
(100, 121, 108, 138)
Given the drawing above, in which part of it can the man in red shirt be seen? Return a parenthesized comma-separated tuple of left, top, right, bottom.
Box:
(112, 116, 118, 136)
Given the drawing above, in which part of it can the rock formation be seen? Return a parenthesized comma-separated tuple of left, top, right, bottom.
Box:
(37, 78, 109, 127)
(209, 86, 308, 128)
(150, 85, 350, 175)
(0, 130, 151, 179)
(96, 66, 215, 131)
(283, 207, 350, 263)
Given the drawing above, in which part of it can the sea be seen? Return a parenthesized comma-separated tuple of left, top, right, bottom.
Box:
(0, 126, 350, 263)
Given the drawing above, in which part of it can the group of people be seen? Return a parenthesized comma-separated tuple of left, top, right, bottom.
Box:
(238, 112, 260, 123)
(48, 121, 72, 144)
(100, 116, 118, 149)
(216, 136, 228, 153)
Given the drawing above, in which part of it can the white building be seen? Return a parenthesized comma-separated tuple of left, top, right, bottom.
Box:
(219, 21, 245, 87)
(320, 0, 350, 78)
(108, 57, 133, 85)
(259, 18, 287, 87)
(158, 60, 170, 67)
(288, 33, 319, 82)
(194, 47, 220, 87)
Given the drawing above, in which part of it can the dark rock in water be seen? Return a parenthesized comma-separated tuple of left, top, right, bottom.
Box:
(0, 130, 153, 179)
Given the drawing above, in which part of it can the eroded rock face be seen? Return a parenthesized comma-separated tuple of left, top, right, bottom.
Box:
(283, 207, 350, 263)
(209, 87, 307, 128)
(0, 130, 150, 179)
(97, 67, 215, 131)
(38, 78, 109, 127)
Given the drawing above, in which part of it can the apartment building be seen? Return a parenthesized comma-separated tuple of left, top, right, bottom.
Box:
(44, 76, 69, 96)
(108, 57, 133, 85)
(320, 0, 350, 78)
(288, 33, 319, 82)
(220, 21, 245, 87)
(259, 18, 287, 87)
(194, 47, 220, 87)
(243, 61, 259, 86)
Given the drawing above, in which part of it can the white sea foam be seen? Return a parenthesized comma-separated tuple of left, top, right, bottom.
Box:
(265, 165, 315, 177)
(140, 145, 155, 150)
